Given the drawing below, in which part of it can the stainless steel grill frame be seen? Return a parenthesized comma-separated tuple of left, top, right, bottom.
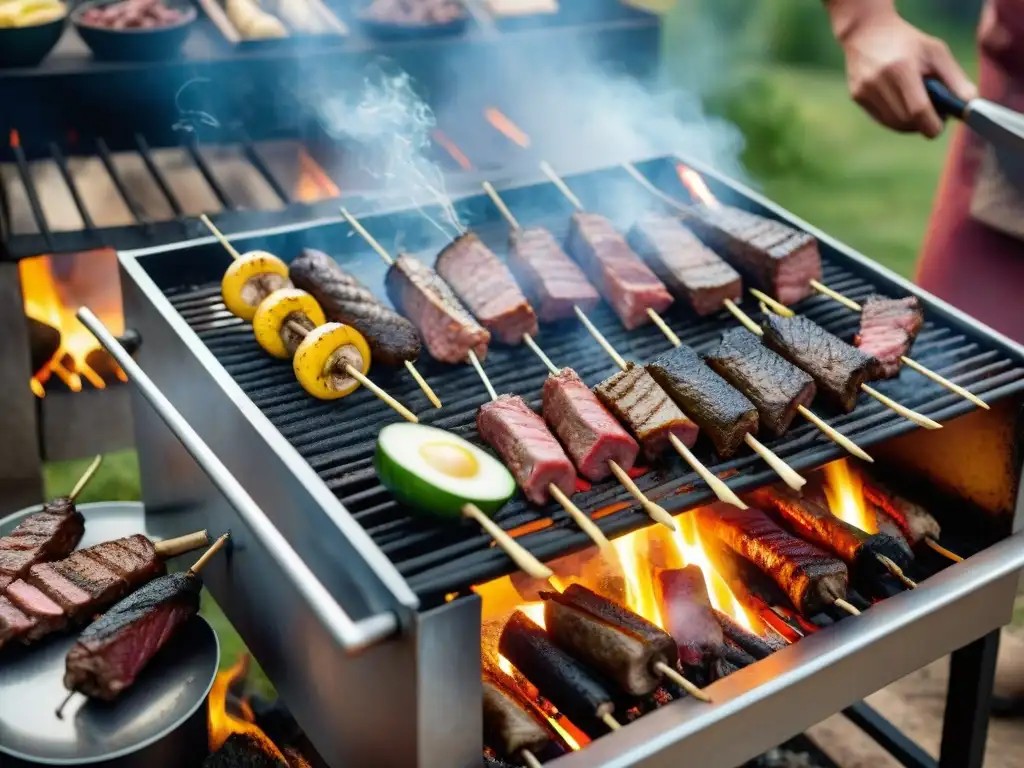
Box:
(107, 155, 1024, 768)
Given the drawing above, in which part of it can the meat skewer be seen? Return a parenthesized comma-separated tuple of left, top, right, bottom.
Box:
(575, 307, 807, 491)
(0, 530, 210, 651)
(654, 566, 731, 679)
(0, 454, 102, 594)
(724, 298, 941, 430)
(201, 217, 418, 422)
(482, 674, 554, 768)
(861, 477, 961, 562)
(541, 583, 711, 702)
(694, 504, 859, 617)
(469, 356, 612, 551)
(289, 247, 442, 408)
(56, 533, 230, 717)
(750, 288, 988, 411)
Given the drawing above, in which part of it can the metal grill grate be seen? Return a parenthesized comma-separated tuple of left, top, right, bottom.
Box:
(163, 211, 1024, 605)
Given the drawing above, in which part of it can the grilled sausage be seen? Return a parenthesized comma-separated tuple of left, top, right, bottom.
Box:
(712, 609, 777, 661)
(654, 566, 726, 673)
(482, 677, 554, 761)
(861, 480, 941, 546)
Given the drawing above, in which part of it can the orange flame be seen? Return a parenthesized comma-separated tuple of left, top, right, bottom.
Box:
(496, 654, 582, 750)
(823, 460, 876, 534)
(431, 130, 473, 171)
(10, 129, 20, 149)
(293, 148, 341, 203)
(677, 164, 720, 209)
(208, 655, 287, 761)
(484, 108, 531, 148)
(614, 528, 663, 629)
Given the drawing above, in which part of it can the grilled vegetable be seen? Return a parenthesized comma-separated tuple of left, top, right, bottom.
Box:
(541, 584, 677, 697)
(654, 566, 726, 673)
(375, 423, 516, 518)
(252, 288, 325, 359)
(220, 251, 291, 321)
(482, 676, 554, 762)
(292, 322, 371, 400)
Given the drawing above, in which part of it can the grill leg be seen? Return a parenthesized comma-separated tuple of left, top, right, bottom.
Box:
(939, 630, 1000, 768)
(842, 702, 936, 768)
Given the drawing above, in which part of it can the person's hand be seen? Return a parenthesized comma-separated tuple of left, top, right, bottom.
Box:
(833, 6, 977, 138)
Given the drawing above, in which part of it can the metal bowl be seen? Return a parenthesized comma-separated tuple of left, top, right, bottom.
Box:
(0, 502, 220, 767)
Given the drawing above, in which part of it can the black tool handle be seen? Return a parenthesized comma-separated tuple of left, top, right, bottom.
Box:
(925, 78, 968, 119)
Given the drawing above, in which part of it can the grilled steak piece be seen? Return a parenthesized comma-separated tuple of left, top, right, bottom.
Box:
(435, 233, 539, 345)
(86, 535, 163, 589)
(6, 579, 66, 641)
(541, 368, 639, 481)
(26, 563, 92, 620)
(0, 596, 34, 646)
(477, 394, 577, 505)
(705, 328, 817, 436)
(565, 212, 673, 330)
(854, 295, 925, 378)
(761, 314, 879, 412)
(685, 205, 821, 305)
(695, 504, 849, 616)
(64, 571, 201, 701)
(508, 227, 600, 321)
(654, 566, 726, 673)
(482, 677, 554, 760)
(0, 500, 85, 587)
(289, 248, 422, 366)
(385, 254, 491, 363)
(862, 480, 941, 546)
(628, 214, 742, 315)
(594, 362, 699, 459)
(646, 345, 759, 458)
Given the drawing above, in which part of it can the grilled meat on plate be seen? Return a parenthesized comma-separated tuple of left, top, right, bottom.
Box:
(477, 394, 577, 505)
(0, 497, 85, 592)
(385, 254, 490, 363)
(541, 368, 639, 481)
(594, 362, 699, 459)
(646, 345, 759, 458)
(566, 212, 673, 330)
(289, 248, 422, 366)
(508, 227, 600, 322)
(435, 233, 539, 345)
(761, 314, 879, 413)
(695, 504, 849, 616)
(705, 328, 817, 436)
(64, 571, 201, 701)
(628, 214, 742, 316)
(854, 295, 925, 378)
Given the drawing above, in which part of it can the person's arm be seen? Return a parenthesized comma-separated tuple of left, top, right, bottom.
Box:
(824, 0, 977, 138)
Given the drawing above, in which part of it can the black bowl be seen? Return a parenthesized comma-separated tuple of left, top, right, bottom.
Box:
(72, 0, 195, 62)
(0, 15, 67, 68)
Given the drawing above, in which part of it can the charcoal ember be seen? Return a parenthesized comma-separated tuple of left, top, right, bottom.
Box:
(204, 733, 287, 768)
(251, 694, 303, 748)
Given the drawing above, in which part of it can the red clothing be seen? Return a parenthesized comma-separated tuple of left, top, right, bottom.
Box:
(915, 0, 1024, 342)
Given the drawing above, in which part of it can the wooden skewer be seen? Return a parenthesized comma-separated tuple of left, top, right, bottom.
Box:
(520, 750, 543, 768)
(653, 660, 713, 703)
(199, 213, 243, 260)
(875, 553, 917, 590)
(601, 712, 623, 730)
(925, 537, 963, 563)
(68, 454, 103, 502)
(153, 530, 211, 558)
(752, 287, 988, 412)
(834, 598, 861, 616)
(468, 349, 611, 552)
(463, 503, 552, 580)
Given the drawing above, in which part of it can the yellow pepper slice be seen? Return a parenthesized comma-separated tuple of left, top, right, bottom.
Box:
(252, 288, 325, 360)
(293, 322, 372, 400)
(221, 251, 290, 322)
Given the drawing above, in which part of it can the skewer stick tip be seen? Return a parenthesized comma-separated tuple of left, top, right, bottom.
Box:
(345, 365, 418, 422)
(600, 712, 622, 731)
(68, 453, 104, 502)
(744, 434, 806, 490)
(898, 356, 990, 410)
(749, 289, 793, 318)
(809, 279, 862, 312)
(467, 349, 499, 402)
(875, 554, 917, 589)
(404, 360, 442, 409)
(860, 384, 942, 430)
(834, 598, 861, 616)
(654, 661, 712, 703)
(723, 299, 763, 337)
(668, 434, 747, 509)
(153, 530, 210, 558)
(548, 484, 611, 551)
(647, 308, 682, 348)
(607, 461, 676, 530)
(188, 532, 231, 575)
(55, 690, 76, 720)
(795, 405, 874, 463)
(340, 207, 395, 267)
(199, 214, 242, 261)
(462, 504, 552, 580)
(925, 537, 964, 563)
(574, 306, 628, 371)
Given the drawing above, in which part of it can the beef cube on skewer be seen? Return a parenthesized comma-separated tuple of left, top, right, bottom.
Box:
(654, 566, 728, 675)
(477, 395, 577, 505)
(566, 212, 673, 330)
(684, 204, 822, 305)
(436, 233, 539, 345)
(594, 362, 699, 459)
(628, 214, 742, 316)
(647, 345, 760, 458)
(854, 295, 925, 379)
(695, 504, 849, 617)
(761, 314, 879, 413)
(385, 254, 490, 363)
(508, 227, 600, 322)
(705, 328, 817, 437)
(541, 368, 639, 482)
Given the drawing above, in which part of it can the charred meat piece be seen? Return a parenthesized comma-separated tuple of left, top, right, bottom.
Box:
(705, 328, 817, 436)
(628, 214, 742, 315)
(385, 254, 490, 363)
(499, 610, 618, 738)
(695, 504, 849, 616)
(435, 233, 539, 345)
(477, 395, 577, 505)
(647, 345, 759, 458)
(0, 499, 85, 586)
(85, 534, 163, 590)
(594, 363, 699, 459)
(761, 314, 879, 413)
(712, 609, 777, 661)
(542, 368, 639, 481)
(855, 295, 925, 379)
(862, 480, 941, 546)
(566, 212, 673, 330)
(289, 248, 422, 366)
(25, 562, 92, 620)
(542, 583, 678, 697)
(654, 566, 726, 673)
(508, 227, 601, 322)
(0, 595, 35, 646)
(685, 205, 821, 305)
(482, 676, 554, 761)
(64, 571, 201, 701)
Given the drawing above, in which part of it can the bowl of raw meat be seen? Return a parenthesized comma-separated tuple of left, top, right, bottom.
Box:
(72, 0, 196, 61)
(357, 0, 467, 40)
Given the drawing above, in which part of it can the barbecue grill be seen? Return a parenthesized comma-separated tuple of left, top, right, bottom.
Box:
(89, 154, 1024, 767)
